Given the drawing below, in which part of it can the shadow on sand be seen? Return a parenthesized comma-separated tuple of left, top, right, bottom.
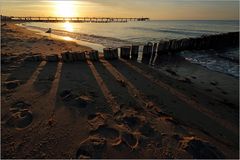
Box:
(108, 60, 239, 147)
(7, 61, 41, 85)
(33, 62, 58, 94)
(55, 62, 110, 117)
(92, 61, 138, 107)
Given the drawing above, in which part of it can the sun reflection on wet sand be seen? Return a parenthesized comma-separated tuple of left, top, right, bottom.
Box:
(62, 36, 73, 41)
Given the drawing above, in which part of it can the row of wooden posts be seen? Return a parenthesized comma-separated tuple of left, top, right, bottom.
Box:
(23, 42, 167, 66)
(23, 31, 239, 63)
(23, 45, 146, 63)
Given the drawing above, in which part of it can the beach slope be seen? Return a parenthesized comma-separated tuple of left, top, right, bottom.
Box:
(1, 23, 239, 159)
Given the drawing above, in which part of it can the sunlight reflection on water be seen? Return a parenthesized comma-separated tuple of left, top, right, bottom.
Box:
(63, 21, 74, 32)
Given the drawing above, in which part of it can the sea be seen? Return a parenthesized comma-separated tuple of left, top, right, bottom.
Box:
(21, 20, 239, 77)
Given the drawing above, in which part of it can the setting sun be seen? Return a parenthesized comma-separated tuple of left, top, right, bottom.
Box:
(54, 1, 75, 17)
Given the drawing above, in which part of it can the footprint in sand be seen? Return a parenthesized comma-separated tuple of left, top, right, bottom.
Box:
(121, 131, 138, 149)
(4, 80, 21, 90)
(2, 109, 33, 129)
(180, 136, 225, 159)
(122, 116, 142, 130)
(60, 90, 94, 108)
(87, 113, 106, 130)
(139, 123, 156, 137)
(114, 111, 145, 131)
(163, 116, 180, 125)
(11, 100, 31, 110)
(76, 136, 106, 159)
(89, 125, 120, 141)
(2, 100, 33, 129)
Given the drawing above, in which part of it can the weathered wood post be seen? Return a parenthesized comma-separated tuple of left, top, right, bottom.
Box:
(72, 52, 78, 61)
(168, 39, 178, 55)
(142, 42, 153, 64)
(76, 52, 86, 61)
(103, 48, 118, 60)
(112, 48, 118, 59)
(89, 50, 99, 61)
(120, 46, 131, 59)
(24, 54, 43, 62)
(33, 54, 43, 61)
(149, 43, 158, 65)
(154, 41, 165, 64)
(46, 54, 59, 62)
(103, 48, 111, 60)
(157, 41, 164, 54)
(131, 45, 139, 60)
(61, 51, 73, 62)
(61, 51, 86, 62)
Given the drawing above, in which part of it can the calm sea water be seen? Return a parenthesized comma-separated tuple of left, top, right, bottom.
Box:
(23, 20, 239, 77)
(24, 20, 239, 44)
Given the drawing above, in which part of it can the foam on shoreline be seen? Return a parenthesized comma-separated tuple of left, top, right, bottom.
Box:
(18, 23, 239, 78)
(18, 24, 105, 52)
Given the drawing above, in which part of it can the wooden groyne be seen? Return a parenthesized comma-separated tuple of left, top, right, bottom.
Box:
(1, 15, 150, 23)
(2, 32, 238, 65)
(156, 32, 239, 53)
(140, 32, 239, 65)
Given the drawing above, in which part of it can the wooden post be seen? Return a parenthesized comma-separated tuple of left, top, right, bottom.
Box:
(103, 48, 111, 60)
(142, 42, 153, 64)
(131, 45, 139, 60)
(149, 43, 158, 65)
(89, 50, 99, 61)
(46, 54, 59, 62)
(112, 48, 118, 59)
(120, 46, 131, 59)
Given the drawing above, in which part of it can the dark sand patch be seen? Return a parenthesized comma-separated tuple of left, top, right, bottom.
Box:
(33, 62, 58, 94)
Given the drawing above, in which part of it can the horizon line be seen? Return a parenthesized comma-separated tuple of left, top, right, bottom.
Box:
(1, 15, 239, 21)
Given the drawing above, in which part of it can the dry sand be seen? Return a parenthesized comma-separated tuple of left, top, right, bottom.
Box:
(1, 23, 239, 159)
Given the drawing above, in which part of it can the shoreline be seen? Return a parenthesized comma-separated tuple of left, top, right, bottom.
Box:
(19, 24, 105, 52)
(1, 23, 239, 159)
(20, 22, 239, 78)
(20, 23, 133, 49)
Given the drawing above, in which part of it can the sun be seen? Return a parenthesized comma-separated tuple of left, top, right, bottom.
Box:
(54, 1, 75, 17)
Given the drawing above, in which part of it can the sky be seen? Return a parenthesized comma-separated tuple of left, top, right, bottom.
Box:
(0, 0, 239, 20)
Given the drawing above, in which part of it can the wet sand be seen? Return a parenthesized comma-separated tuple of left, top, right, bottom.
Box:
(1, 23, 239, 159)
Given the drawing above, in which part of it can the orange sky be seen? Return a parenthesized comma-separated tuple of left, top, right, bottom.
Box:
(1, 0, 239, 20)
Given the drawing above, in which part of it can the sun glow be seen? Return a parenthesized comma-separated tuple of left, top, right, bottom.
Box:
(63, 21, 73, 32)
(54, 1, 75, 17)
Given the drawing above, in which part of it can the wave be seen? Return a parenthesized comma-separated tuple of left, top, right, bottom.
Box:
(215, 48, 239, 63)
(180, 49, 239, 78)
(22, 23, 239, 78)
(22, 24, 133, 48)
(129, 27, 219, 37)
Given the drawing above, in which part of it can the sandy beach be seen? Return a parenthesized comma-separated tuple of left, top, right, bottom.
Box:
(1, 23, 239, 159)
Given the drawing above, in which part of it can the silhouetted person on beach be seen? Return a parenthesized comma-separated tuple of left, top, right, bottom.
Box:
(46, 28, 52, 33)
